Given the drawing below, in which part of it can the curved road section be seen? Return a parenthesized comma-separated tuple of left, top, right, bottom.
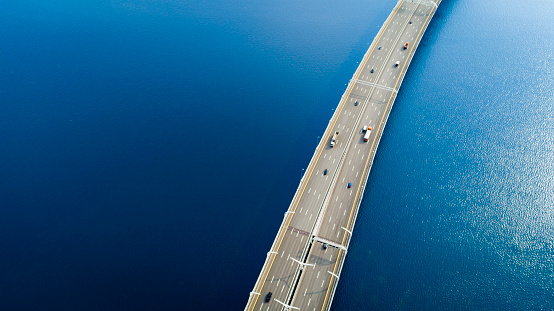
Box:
(246, 1, 441, 310)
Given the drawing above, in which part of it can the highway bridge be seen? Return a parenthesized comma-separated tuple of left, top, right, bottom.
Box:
(245, 1, 441, 310)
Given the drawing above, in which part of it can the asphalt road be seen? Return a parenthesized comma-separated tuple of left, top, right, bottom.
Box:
(246, 1, 441, 310)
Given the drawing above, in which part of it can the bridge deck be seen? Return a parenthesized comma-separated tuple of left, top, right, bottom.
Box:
(246, 1, 441, 310)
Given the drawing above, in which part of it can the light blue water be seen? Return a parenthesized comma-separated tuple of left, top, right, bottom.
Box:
(1, 0, 553, 310)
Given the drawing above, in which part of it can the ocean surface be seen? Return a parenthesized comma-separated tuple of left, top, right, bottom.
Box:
(1, 0, 553, 310)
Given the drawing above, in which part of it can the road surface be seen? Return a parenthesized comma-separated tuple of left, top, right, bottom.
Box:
(245, 1, 441, 310)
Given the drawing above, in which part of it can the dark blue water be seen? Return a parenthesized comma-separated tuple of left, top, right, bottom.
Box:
(1, 0, 553, 310)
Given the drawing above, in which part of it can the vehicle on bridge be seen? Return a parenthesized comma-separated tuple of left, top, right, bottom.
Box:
(348, 182, 352, 188)
(330, 131, 339, 147)
(404, 42, 409, 49)
(395, 61, 400, 67)
(265, 292, 272, 302)
(363, 126, 373, 142)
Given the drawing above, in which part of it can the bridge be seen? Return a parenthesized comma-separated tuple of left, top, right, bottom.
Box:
(245, 1, 441, 310)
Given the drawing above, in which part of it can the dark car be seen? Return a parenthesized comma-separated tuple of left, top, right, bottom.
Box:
(348, 182, 352, 188)
(354, 101, 358, 106)
(323, 169, 327, 175)
(265, 292, 272, 302)
(370, 68, 374, 73)
(323, 243, 328, 250)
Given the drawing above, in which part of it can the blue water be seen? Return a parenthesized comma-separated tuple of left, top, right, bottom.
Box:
(1, 0, 553, 310)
